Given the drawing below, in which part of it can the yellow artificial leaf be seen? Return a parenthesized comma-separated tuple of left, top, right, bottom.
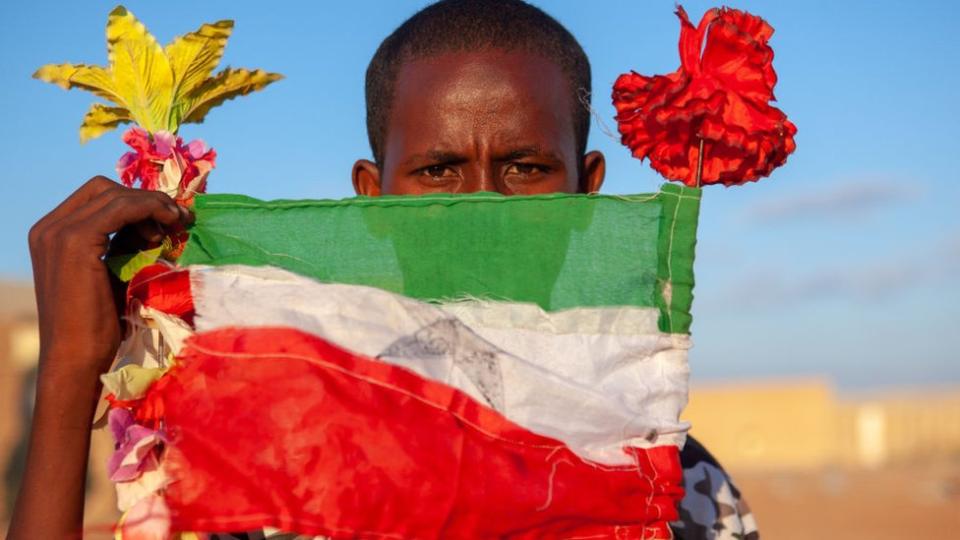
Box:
(165, 19, 234, 128)
(99, 363, 167, 401)
(80, 103, 131, 142)
(106, 6, 173, 133)
(32, 63, 125, 106)
(106, 244, 163, 281)
(34, 5, 281, 139)
(181, 67, 283, 125)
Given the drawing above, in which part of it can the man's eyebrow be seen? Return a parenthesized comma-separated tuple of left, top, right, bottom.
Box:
(496, 146, 562, 162)
(402, 150, 466, 166)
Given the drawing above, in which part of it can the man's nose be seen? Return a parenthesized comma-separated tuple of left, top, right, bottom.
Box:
(462, 162, 500, 193)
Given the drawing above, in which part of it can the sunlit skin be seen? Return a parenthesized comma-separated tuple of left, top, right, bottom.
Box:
(353, 50, 606, 196)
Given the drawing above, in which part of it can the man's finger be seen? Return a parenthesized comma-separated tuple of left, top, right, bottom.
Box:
(107, 224, 162, 259)
(30, 177, 122, 253)
(87, 194, 186, 237)
(134, 221, 166, 244)
(66, 185, 175, 228)
(36, 176, 120, 227)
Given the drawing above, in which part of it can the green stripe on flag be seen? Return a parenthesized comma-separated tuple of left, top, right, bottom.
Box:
(655, 183, 701, 334)
(179, 186, 700, 333)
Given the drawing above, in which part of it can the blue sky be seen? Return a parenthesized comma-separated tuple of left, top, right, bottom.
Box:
(1, 1, 957, 390)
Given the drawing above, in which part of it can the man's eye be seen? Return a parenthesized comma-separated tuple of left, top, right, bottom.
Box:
(504, 163, 547, 179)
(421, 165, 458, 179)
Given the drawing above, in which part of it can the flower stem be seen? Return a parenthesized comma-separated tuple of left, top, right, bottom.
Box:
(695, 137, 705, 188)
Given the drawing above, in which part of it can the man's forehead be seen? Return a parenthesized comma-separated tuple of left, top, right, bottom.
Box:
(386, 50, 576, 154)
(394, 50, 565, 100)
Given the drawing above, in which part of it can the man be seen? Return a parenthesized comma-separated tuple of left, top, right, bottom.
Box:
(11, 1, 757, 538)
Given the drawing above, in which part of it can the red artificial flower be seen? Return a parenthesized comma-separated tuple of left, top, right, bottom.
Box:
(117, 127, 164, 190)
(115, 127, 216, 199)
(612, 6, 797, 187)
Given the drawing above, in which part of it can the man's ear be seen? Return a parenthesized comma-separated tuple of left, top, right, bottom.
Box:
(580, 150, 606, 194)
(352, 159, 382, 196)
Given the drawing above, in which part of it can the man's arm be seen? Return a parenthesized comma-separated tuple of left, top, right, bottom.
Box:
(8, 177, 191, 539)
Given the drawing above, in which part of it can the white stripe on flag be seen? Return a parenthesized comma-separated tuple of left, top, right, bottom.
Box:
(191, 265, 690, 465)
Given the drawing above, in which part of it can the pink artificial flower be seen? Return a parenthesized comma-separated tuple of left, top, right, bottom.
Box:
(152, 131, 177, 159)
(108, 408, 167, 482)
(117, 151, 138, 178)
(175, 139, 216, 204)
(184, 139, 208, 160)
(117, 494, 171, 540)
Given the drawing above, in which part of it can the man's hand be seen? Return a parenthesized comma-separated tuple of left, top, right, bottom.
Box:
(28, 176, 190, 378)
(9, 176, 191, 539)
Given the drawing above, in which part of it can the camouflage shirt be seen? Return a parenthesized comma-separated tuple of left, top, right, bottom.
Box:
(671, 436, 760, 540)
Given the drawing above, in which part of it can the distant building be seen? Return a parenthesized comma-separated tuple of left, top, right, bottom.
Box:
(684, 378, 960, 470)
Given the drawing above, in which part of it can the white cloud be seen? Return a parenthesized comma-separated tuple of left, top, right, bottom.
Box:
(741, 177, 918, 225)
(702, 229, 960, 312)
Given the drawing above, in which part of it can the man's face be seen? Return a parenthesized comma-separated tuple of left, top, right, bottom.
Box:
(353, 50, 604, 195)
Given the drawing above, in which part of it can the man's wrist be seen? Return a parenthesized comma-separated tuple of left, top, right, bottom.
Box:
(38, 339, 113, 379)
(35, 358, 104, 429)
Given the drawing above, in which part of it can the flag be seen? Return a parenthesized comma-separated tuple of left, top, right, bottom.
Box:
(105, 184, 701, 539)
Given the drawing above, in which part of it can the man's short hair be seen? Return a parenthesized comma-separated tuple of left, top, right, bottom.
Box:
(365, 0, 592, 167)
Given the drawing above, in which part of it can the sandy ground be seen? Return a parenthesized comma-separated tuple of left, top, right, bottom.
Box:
(732, 462, 960, 540)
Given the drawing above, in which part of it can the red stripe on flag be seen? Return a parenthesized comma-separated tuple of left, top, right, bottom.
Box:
(144, 327, 683, 539)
